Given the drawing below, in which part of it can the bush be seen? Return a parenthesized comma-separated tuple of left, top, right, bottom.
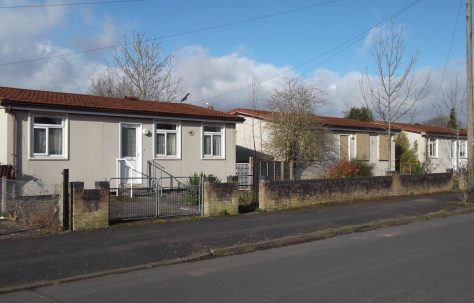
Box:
(183, 172, 221, 205)
(327, 160, 374, 178)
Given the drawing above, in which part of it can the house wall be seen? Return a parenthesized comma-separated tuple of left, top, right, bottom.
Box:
(235, 116, 269, 153)
(403, 131, 467, 173)
(0, 107, 14, 165)
(235, 115, 396, 177)
(15, 110, 237, 187)
(334, 132, 396, 176)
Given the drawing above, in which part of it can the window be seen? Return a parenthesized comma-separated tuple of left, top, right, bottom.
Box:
(459, 140, 467, 158)
(450, 140, 456, 158)
(203, 125, 224, 158)
(31, 115, 66, 158)
(121, 126, 137, 157)
(155, 123, 179, 157)
(428, 138, 438, 158)
(355, 133, 370, 161)
(378, 135, 389, 161)
(339, 135, 349, 160)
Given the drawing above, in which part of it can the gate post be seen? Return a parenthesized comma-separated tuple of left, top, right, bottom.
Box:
(62, 169, 70, 230)
(1, 177, 7, 218)
(249, 157, 254, 188)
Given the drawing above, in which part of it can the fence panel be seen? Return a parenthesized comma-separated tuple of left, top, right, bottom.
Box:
(0, 178, 60, 225)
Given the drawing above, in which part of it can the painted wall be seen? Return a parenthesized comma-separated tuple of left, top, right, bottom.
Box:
(403, 131, 467, 173)
(334, 132, 396, 176)
(0, 107, 14, 165)
(235, 116, 269, 153)
(14, 110, 237, 187)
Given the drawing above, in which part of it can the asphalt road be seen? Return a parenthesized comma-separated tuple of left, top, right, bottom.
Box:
(0, 193, 464, 289)
(2, 211, 474, 302)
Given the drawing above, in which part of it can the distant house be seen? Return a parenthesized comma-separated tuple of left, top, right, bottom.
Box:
(390, 122, 467, 173)
(0, 86, 243, 187)
(228, 108, 396, 176)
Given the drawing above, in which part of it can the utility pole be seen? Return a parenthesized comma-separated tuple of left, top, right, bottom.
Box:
(467, 0, 474, 201)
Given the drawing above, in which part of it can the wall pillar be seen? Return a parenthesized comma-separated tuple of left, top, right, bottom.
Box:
(71, 181, 109, 231)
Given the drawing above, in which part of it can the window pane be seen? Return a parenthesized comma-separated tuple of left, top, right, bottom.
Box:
(213, 135, 221, 156)
(156, 123, 176, 130)
(156, 133, 165, 155)
(121, 127, 136, 157)
(34, 117, 62, 125)
(33, 128, 46, 154)
(203, 135, 211, 155)
(167, 133, 177, 155)
(450, 141, 455, 158)
(48, 128, 63, 155)
(204, 126, 221, 133)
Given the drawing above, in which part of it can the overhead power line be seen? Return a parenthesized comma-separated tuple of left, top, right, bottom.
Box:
(0, 0, 344, 66)
(437, 0, 463, 95)
(0, 0, 145, 9)
(197, 0, 423, 103)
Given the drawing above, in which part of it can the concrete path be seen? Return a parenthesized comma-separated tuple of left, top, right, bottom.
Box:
(0, 192, 468, 290)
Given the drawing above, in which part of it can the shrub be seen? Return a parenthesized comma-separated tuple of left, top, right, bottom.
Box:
(183, 172, 221, 205)
(327, 160, 374, 178)
(351, 160, 374, 177)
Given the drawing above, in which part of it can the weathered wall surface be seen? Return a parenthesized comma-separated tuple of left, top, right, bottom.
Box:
(71, 181, 109, 231)
(259, 173, 453, 211)
(203, 181, 239, 216)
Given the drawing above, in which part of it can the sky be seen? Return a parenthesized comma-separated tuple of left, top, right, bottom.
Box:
(0, 0, 467, 122)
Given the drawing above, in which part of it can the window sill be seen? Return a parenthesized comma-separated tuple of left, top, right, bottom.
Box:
(154, 156, 181, 160)
(29, 156, 68, 161)
(202, 156, 226, 160)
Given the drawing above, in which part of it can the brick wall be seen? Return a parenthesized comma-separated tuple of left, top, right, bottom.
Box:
(203, 180, 239, 216)
(70, 181, 109, 231)
(259, 173, 453, 211)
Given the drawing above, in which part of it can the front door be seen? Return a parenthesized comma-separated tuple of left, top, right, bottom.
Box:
(119, 123, 142, 184)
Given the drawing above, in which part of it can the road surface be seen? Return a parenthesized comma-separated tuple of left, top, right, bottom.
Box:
(2, 211, 474, 302)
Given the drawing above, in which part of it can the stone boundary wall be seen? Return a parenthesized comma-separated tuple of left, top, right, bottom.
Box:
(203, 180, 239, 216)
(70, 181, 109, 231)
(259, 173, 453, 211)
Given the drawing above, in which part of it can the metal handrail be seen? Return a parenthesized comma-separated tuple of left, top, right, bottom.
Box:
(147, 159, 185, 188)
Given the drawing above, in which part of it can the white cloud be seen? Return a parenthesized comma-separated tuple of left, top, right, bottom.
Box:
(0, 7, 465, 126)
(0, 4, 119, 94)
(174, 46, 297, 109)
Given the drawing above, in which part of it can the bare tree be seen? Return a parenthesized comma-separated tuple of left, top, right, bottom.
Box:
(248, 74, 264, 158)
(440, 78, 467, 171)
(266, 78, 332, 163)
(360, 22, 430, 172)
(90, 32, 183, 101)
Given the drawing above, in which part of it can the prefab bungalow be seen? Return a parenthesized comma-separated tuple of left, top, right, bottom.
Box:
(228, 108, 396, 176)
(0, 86, 243, 188)
(390, 122, 467, 173)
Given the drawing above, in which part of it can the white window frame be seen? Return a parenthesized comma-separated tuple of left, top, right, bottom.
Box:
(154, 121, 181, 159)
(29, 113, 68, 160)
(428, 138, 438, 158)
(450, 140, 457, 159)
(202, 124, 226, 159)
(459, 140, 467, 158)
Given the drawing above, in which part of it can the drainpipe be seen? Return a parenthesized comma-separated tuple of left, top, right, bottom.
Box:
(5, 105, 17, 178)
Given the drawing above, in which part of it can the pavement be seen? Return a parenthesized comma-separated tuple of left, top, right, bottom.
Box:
(0, 192, 471, 291)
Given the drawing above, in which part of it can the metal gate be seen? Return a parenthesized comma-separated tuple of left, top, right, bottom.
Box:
(109, 176, 203, 222)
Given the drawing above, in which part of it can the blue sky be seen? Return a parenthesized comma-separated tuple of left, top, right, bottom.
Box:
(0, 0, 467, 120)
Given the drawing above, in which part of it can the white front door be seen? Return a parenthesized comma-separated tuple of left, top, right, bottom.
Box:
(119, 123, 142, 184)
